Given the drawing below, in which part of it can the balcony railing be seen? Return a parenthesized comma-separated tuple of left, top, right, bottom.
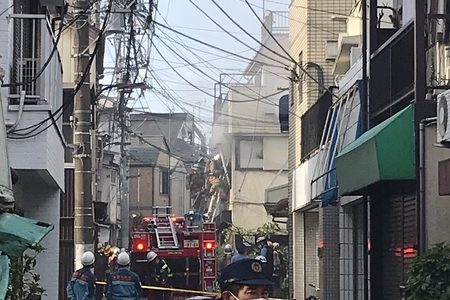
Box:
(9, 14, 63, 110)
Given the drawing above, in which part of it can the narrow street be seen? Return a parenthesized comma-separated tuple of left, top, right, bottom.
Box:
(0, 0, 449, 300)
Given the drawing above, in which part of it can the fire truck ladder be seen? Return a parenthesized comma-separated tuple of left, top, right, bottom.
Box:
(206, 190, 220, 223)
(155, 215, 179, 249)
(205, 151, 229, 223)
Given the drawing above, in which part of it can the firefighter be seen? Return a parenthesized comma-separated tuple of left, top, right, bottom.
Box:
(95, 243, 109, 300)
(105, 252, 142, 300)
(66, 251, 97, 300)
(219, 258, 273, 300)
(231, 242, 251, 263)
(224, 244, 234, 265)
(256, 237, 274, 293)
(147, 251, 173, 300)
(218, 244, 234, 277)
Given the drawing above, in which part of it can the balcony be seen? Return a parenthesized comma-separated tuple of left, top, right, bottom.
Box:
(8, 14, 63, 107)
(4, 14, 64, 190)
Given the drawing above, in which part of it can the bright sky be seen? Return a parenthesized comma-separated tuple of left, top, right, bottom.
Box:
(103, 0, 291, 135)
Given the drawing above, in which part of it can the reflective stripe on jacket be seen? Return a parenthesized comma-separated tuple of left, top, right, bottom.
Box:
(66, 267, 96, 300)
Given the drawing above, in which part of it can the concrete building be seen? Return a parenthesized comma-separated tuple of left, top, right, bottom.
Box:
(296, 0, 450, 299)
(210, 11, 289, 231)
(287, 0, 354, 299)
(0, 1, 66, 299)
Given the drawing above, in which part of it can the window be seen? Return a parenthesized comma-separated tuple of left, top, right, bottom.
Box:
(236, 139, 263, 169)
(159, 168, 169, 195)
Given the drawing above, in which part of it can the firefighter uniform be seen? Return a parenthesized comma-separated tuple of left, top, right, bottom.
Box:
(154, 259, 173, 300)
(66, 252, 97, 300)
(105, 266, 142, 300)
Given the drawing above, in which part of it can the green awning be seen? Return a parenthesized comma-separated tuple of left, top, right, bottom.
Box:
(0, 212, 54, 259)
(335, 104, 415, 195)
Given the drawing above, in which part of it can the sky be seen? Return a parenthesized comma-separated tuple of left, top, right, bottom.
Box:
(102, 0, 291, 136)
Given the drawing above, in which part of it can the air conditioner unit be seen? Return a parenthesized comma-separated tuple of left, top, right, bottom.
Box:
(325, 40, 338, 60)
(437, 89, 450, 143)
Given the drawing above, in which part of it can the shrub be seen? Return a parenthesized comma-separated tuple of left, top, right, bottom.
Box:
(6, 245, 45, 300)
(406, 243, 450, 300)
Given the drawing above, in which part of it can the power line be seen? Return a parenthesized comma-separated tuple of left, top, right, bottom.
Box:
(188, 0, 293, 69)
(243, 0, 338, 99)
(153, 21, 289, 69)
(209, 0, 293, 65)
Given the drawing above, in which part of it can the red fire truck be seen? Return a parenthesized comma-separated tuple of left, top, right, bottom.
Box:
(130, 207, 217, 300)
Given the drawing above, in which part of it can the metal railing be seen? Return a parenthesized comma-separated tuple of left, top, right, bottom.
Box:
(271, 11, 289, 34)
(9, 14, 63, 110)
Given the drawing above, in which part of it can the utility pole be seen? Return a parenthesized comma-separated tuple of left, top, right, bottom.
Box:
(119, 89, 130, 249)
(73, 0, 94, 269)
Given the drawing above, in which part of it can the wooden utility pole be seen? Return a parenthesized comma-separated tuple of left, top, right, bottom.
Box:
(73, 0, 94, 269)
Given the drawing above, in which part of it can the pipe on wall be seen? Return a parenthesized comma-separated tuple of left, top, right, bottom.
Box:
(418, 117, 437, 253)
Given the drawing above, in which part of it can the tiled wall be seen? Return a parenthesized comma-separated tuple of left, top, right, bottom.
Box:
(292, 211, 319, 300)
(304, 211, 319, 295)
(319, 205, 340, 299)
(292, 211, 305, 300)
(340, 202, 369, 300)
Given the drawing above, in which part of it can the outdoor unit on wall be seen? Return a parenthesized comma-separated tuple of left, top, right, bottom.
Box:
(437, 89, 450, 143)
(325, 40, 338, 60)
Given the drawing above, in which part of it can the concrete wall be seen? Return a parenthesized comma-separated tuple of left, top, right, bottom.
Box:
(5, 110, 65, 189)
(170, 163, 190, 216)
(13, 176, 60, 300)
(424, 124, 450, 246)
(129, 166, 155, 216)
(229, 135, 288, 229)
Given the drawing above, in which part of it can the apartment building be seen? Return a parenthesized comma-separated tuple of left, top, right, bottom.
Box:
(0, 0, 66, 299)
(287, 1, 353, 299)
(211, 11, 289, 231)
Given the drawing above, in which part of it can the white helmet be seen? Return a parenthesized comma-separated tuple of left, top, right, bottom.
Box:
(224, 244, 233, 255)
(120, 248, 126, 253)
(81, 251, 95, 266)
(255, 255, 267, 263)
(117, 252, 131, 266)
(146, 251, 157, 262)
(256, 236, 267, 244)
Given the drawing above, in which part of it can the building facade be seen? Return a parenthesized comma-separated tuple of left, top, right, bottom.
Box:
(0, 0, 66, 299)
(211, 11, 289, 231)
(128, 113, 204, 218)
(288, 0, 353, 299)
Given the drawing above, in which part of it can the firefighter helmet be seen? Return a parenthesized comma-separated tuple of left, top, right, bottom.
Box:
(117, 252, 131, 266)
(255, 255, 267, 263)
(224, 244, 233, 255)
(256, 236, 267, 244)
(81, 251, 95, 266)
(147, 251, 158, 262)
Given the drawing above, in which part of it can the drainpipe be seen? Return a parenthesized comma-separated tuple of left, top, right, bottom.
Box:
(361, 0, 369, 299)
(418, 117, 436, 254)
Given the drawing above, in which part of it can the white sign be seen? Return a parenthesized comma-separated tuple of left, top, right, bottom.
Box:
(184, 240, 199, 248)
